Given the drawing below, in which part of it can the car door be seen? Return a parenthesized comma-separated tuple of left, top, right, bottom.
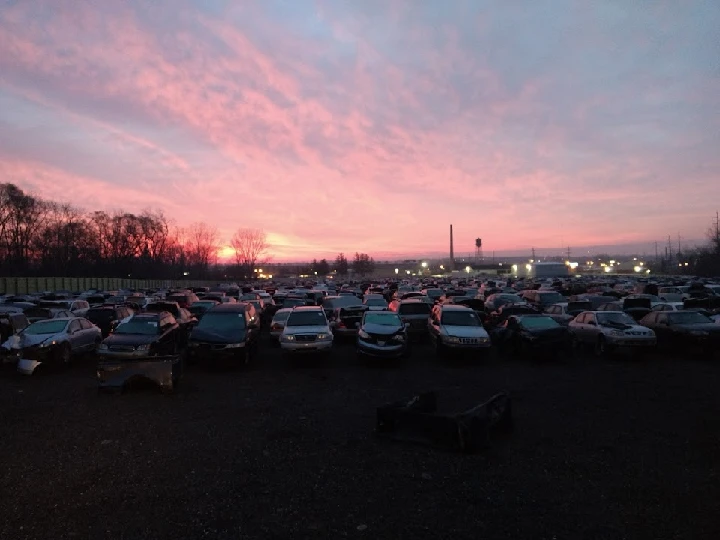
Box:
(78, 318, 98, 350)
(67, 319, 84, 352)
(428, 308, 441, 342)
(576, 313, 593, 344)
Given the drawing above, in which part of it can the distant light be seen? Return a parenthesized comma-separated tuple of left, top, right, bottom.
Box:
(633, 257, 637, 261)
(183, 271, 189, 276)
(685, 262, 689, 266)
(406, 270, 411, 275)
(394, 268, 399, 274)
(678, 263, 682, 267)
(633, 265, 642, 273)
(568, 262, 578, 269)
(646, 269, 651, 274)
(639, 262, 644, 266)
(604, 266, 612, 273)
(525, 264, 532, 271)
(610, 260, 616, 264)
(439, 265, 444, 270)
(530, 259, 534, 263)
(421, 262, 428, 268)
(465, 266, 471, 273)
(268, 274, 273, 279)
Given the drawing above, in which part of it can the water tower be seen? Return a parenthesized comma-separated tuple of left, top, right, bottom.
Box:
(475, 237, 483, 263)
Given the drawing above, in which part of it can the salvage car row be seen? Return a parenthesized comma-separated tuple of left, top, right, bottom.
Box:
(2, 277, 719, 383)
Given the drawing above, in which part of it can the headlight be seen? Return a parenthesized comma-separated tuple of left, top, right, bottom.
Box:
(609, 330, 624, 337)
(224, 343, 245, 349)
(281, 334, 295, 341)
(478, 337, 489, 343)
(98, 343, 109, 351)
(188, 341, 199, 348)
(135, 344, 150, 351)
(358, 330, 370, 339)
(445, 336, 461, 344)
(317, 333, 332, 340)
(690, 330, 709, 336)
(392, 334, 405, 342)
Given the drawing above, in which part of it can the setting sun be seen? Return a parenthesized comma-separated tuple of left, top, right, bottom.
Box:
(217, 245, 235, 261)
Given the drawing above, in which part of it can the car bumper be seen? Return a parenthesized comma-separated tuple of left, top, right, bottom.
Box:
(606, 337, 657, 347)
(281, 340, 333, 353)
(443, 341, 492, 350)
(270, 330, 283, 340)
(357, 340, 406, 358)
(97, 349, 152, 360)
(187, 344, 246, 362)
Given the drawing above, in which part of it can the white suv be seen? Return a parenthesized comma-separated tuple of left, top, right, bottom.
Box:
(280, 306, 333, 355)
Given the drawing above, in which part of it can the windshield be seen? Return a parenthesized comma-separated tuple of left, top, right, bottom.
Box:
(196, 312, 247, 332)
(669, 312, 712, 324)
(398, 303, 431, 315)
(494, 294, 522, 305)
(364, 313, 401, 326)
(25, 320, 67, 335)
(272, 311, 291, 322)
(86, 309, 115, 322)
(538, 292, 564, 305)
(324, 296, 362, 309)
(441, 311, 481, 327)
(597, 312, 636, 325)
(365, 298, 388, 307)
(283, 298, 306, 308)
(520, 316, 561, 330)
(286, 311, 327, 327)
(425, 289, 444, 298)
(115, 319, 160, 335)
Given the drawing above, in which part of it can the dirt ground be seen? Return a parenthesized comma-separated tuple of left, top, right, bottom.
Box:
(1, 338, 719, 540)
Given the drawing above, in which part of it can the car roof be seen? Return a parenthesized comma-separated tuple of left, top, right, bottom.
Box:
(35, 317, 76, 322)
(274, 308, 294, 314)
(292, 305, 323, 311)
(133, 312, 163, 318)
(440, 305, 472, 311)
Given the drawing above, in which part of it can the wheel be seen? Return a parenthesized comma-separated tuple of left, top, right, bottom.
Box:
(571, 334, 581, 351)
(58, 343, 72, 365)
(594, 336, 607, 357)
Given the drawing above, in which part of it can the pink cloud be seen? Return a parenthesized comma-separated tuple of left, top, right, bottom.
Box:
(0, 1, 717, 260)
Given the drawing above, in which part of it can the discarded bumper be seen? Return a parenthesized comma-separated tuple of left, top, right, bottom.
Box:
(376, 391, 512, 453)
(97, 354, 182, 393)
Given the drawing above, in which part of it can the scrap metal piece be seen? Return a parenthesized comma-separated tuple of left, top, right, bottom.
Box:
(376, 391, 512, 453)
(97, 354, 182, 394)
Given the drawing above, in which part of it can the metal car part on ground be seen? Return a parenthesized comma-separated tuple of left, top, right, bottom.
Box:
(376, 391, 513, 453)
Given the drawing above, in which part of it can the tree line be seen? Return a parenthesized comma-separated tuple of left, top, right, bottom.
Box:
(0, 182, 378, 280)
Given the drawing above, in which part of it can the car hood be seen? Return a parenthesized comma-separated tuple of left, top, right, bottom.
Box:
(284, 325, 329, 335)
(103, 333, 159, 346)
(19, 333, 62, 348)
(673, 323, 720, 333)
(442, 325, 489, 339)
(190, 327, 245, 344)
(363, 323, 402, 336)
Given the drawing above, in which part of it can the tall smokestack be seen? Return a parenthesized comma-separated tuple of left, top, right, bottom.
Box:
(450, 224, 455, 269)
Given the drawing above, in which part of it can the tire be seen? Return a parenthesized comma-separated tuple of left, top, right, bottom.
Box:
(595, 336, 607, 357)
(58, 343, 72, 365)
(435, 339, 444, 358)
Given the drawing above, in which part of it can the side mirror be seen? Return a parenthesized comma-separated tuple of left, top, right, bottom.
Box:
(329, 321, 337, 328)
(403, 322, 410, 329)
(355, 322, 361, 328)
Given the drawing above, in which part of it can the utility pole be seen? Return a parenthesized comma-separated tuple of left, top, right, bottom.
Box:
(531, 247, 536, 261)
(566, 246, 571, 261)
(667, 235, 673, 265)
(654, 241, 659, 263)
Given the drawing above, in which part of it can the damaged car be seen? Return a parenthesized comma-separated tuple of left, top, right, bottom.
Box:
(13, 317, 102, 375)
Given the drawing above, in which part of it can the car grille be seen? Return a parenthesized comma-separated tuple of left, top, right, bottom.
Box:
(195, 342, 227, 350)
(625, 331, 647, 336)
(295, 334, 317, 343)
(459, 338, 480, 345)
(109, 345, 136, 352)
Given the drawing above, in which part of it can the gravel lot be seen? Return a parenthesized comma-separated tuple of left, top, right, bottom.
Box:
(1, 336, 719, 540)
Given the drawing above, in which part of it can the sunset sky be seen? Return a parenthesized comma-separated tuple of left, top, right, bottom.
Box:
(1, 1, 718, 261)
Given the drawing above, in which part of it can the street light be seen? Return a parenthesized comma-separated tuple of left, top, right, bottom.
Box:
(394, 268, 399, 275)
(465, 266, 471, 273)
(421, 262, 428, 268)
